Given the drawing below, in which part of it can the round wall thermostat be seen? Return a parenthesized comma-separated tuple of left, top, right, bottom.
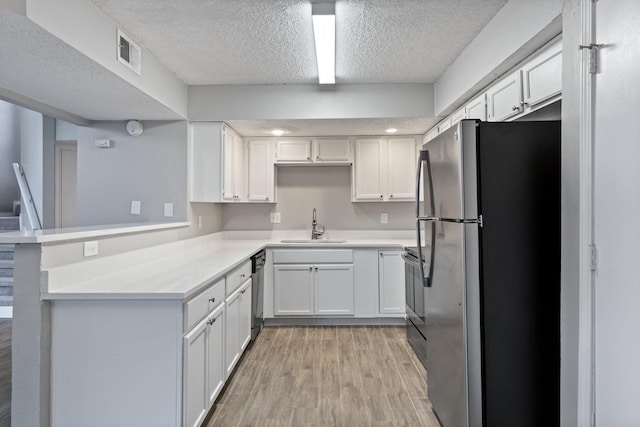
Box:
(126, 120, 143, 136)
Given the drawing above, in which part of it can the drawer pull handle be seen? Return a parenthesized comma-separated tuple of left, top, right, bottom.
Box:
(240, 274, 245, 278)
(209, 297, 216, 303)
(207, 318, 216, 325)
(241, 289, 246, 294)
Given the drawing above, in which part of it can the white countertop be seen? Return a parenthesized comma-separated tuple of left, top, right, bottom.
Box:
(0, 222, 191, 244)
(43, 233, 414, 301)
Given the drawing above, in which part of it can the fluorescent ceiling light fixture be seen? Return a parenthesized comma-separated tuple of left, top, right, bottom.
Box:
(386, 128, 398, 133)
(312, 3, 336, 84)
(270, 129, 287, 136)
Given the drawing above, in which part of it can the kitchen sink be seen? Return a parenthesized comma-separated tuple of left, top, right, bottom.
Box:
(280, 239, 347, 244)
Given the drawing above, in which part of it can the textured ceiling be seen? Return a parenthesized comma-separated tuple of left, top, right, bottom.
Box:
(0, 12, 183, 121)
(226, 117, 440, 137)
(90, 0, 508, 85)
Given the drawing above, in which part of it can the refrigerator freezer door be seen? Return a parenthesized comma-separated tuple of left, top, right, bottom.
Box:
(425, 220, 467, 427)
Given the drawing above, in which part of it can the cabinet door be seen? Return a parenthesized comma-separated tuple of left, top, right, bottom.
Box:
(486, 70, 523, 121)
(247, 140, 275, 202)
(387, 137, 416, 201)
(276, 139, 312, 163)
(222, 127, 235, 201)
(450, 107, 466, 126)
(314, 264, 354, 315)
(183, 317, 208, 427)
(232, 132, 244, 200)
(274, 264, 314, 315)
(379, 251, 405, 314)
(466, 94, 487, 121)
(353, 138, 383, 201)
(314, 138, 351, 163)
(206, 304, 225, 407)
(238, 279, 252, 351)
(437, 118, 452, 134)
(522, 39, 562, 108)
(224, 288, 241, 377)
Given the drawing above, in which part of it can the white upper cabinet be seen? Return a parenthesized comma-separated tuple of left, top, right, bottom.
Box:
(313, 138, 351, 163)
(353, 138, 384, 201)
(437, 117, 453, 134)
(275, 138, 351, 164)
(424, 127, 439, 143)
(275, 139, 312, 163)
(221, 126, 244, 201)
(190, 122, 223, 203)
(486, 69, 524, 121)
(465, 93, 487, 121)
(387, 137, 417, 201)
(522, 38, 562, 108)
(247, 140, 275, 202)
(353, 137, 417, 202)
(450, 107, 466, 126)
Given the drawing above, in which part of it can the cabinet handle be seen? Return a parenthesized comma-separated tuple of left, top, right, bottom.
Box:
(380, 195, 383, 199)
(512, 105, 520, 111)
(390, 194, 393, 198)
(266, 197, 269, 201)
(241, 289, 246, 294)
(240, 274, 245, 278)
(209, 297, 216, 303)
(207, 318, 216, 325)
(309, 267, 312, 271)
(316, 156, 320, 160)
(380, 253, 384, 257)
(307, 156, 311, 160)
(315, 267, 318, 272)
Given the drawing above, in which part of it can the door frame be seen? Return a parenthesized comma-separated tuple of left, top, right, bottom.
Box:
(54, 140, 77, 228)
(576, 0, 596, 424)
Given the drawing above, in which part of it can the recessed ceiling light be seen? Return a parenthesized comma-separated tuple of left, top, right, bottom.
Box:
(270, 129, 287, 136)
(386, 128, 398, 133)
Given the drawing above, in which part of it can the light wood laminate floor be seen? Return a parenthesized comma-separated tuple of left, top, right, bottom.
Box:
(0, 319, 11, 427)
(206, 326, 439, 427)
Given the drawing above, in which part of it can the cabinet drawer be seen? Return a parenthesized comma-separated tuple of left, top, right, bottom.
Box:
(226, 260, 251, 296)
(185, 278, 225, 331)
(272, 249, 353, 264)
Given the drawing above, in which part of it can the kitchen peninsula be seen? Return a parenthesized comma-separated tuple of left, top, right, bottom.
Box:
(2, 223, 412, 427)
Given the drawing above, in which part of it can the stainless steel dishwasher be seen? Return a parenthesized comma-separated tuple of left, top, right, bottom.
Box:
(250, 250, 265, 341)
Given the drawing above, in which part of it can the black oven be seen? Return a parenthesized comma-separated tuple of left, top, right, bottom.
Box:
(403, 246, 428, 368)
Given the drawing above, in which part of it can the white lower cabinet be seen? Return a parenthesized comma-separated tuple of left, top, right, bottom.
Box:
(273, 250, 355, 316)
(378, 251, 405, 314)
(314, 264, 354, 315)
(184, 302, 225, 427)
(274, 265, 314, 315)
(184, 316, 208, 427)
(225, 278, 252, 377)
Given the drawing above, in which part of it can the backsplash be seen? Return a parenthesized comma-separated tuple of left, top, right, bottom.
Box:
(221, 166, 414, 231)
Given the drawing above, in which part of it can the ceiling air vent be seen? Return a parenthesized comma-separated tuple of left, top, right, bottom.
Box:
(117, 29, 141, 75)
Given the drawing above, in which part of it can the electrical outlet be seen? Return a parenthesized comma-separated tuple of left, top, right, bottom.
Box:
(131, 200, 141, 215)
(381, 213, 389, 224)
(83, 240, 99, 257)
(270, 212, 281, 223)
(163, 203, 174, 217)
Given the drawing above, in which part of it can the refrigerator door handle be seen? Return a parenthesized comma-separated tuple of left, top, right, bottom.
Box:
(437, 215, 484, 227)
(416, 150, 436, 288)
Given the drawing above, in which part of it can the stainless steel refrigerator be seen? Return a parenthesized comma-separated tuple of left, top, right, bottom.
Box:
(412, 120, 560, 427)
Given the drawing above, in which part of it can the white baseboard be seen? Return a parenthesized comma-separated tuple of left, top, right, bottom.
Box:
(0, 306, 13, 318)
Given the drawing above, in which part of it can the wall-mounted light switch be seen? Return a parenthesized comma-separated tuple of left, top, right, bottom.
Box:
(83, 240, 99, 257)
(381, 213, 389, 224)
(270, 212, 281, 223)
(94, 139, 112, 148)
(163, 203, 174, 217)
(131, 200, 141, 215)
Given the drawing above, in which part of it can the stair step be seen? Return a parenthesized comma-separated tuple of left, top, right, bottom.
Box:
(0, 295, 13, 306)
(0, 286, 12, 296)
(0, 217, 19, 231)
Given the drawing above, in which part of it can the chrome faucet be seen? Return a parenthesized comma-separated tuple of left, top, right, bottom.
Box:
(311, 208, 325, 240)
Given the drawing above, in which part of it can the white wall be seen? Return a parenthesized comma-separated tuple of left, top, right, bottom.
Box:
(76, 121, 188, 225)
(0, 99, 20, 212)
(188, 84, 434, 121)
(19, 107, 43, 224)
(55, 119, 77, 141)
(221, 166, 414, 232)
(25, 0, 187, 118)
(434, 0, 563, 116)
